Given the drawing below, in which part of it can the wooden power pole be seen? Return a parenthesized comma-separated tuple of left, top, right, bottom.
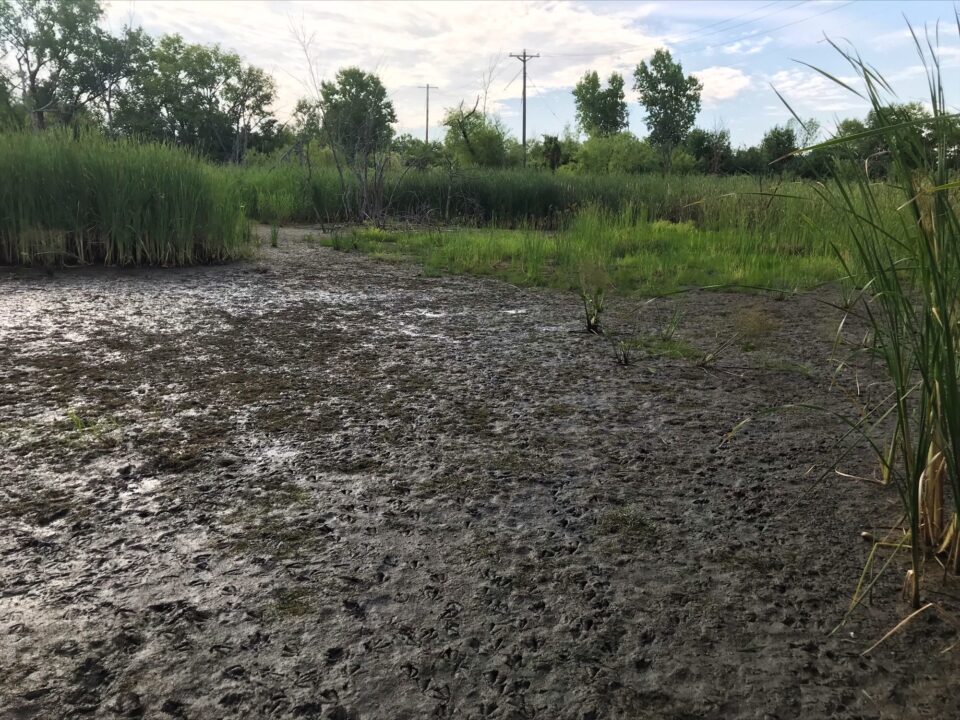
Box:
(509, 49, 538, 166)
(418, 84, 436, 143)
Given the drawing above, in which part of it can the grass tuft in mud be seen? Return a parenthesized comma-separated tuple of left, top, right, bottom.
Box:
(597, 505, 655, 545)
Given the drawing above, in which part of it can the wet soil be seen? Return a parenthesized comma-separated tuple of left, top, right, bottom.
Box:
(2, 226, 958, 719)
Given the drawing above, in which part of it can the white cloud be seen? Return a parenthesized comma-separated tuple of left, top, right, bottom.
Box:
(721, 37, 771, 56)
(765, 68, 866, 114)
(872, 28, 914, 48)
(693, 66, 751, 104)
(95, 0, 950, 145)
(104, 0, 666, 132)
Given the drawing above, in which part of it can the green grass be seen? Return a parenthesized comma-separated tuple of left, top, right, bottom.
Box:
(322, 205, 846, 296)
(0, 131, 251, 266)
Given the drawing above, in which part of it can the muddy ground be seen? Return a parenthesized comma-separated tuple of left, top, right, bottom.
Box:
(2, 226, 958, 719)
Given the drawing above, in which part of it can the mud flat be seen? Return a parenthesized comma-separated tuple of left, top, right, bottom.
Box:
(2, 227, 957, 719)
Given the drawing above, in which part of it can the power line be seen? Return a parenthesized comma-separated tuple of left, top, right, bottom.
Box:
(528, 78, 563, 125)
(502, 1, 859, 140)
(670, 0, 811, 46)
(541, 0, 828, 59)
(502, 67, 523, 92)
(666, 0, 783, 42)
(753, 0, 854, 36)
(446, 2, 860, 142)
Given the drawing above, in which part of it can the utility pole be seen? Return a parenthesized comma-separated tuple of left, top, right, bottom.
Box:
(509, 49, 538, 166)
(418, 84, 436, 143)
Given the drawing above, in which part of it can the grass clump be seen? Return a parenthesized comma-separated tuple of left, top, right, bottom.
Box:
(597, 505, 655, 545)
(793, 21, 960, 621)
(612, 338, 635, 366)
(637, 335, 700, 361)
(0, 132, 251, 266)
(579, 264, 607, 334)
(734, 306, 780, 350)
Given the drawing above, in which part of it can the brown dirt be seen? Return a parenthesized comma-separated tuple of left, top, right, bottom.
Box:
(1, 226, 958, 720)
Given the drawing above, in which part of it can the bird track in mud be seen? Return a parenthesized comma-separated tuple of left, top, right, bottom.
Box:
(1, 226, 958, 720)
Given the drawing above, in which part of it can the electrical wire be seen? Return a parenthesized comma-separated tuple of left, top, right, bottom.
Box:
(752, 0, 855, 37)
(502, 67, 523, 92)
(670, 0, 811, 46)
(542, 1, 809, 57)
(528, 78, 564, 123)
(540, 0, 851, 60)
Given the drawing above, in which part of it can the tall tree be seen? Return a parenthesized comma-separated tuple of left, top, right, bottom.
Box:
(315, 67, 397, 221)
(866, 101, 933, 171)
(572, 70, 628, 138)
(319, 67, 396, 164)
(828, 118, 873, 168)
(224, 63, 276, 162)
(541, 134, 562, 172)
(633, 49, 702, 173)
(0, 0, 103, 128)
(57, 25, 151, 130)
(0, 60, 15, 122)
(792, 117, 821, 147)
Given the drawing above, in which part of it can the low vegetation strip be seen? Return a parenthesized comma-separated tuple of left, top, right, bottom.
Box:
(0, 133, 251, 266)
(324, 206, 846, 297)
(230, 161, 903, 235)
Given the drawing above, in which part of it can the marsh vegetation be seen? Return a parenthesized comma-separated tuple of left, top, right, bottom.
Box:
(2, 0, 960, 716)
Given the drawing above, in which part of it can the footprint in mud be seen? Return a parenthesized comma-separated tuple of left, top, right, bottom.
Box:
(65, 656, 112, 709)
(107, 691, 144, 717)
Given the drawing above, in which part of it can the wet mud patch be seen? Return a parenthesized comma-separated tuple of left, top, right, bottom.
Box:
(1, 226, 958, 719)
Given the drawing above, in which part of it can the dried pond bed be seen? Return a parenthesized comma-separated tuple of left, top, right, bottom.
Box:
(1, 227, 958, 719)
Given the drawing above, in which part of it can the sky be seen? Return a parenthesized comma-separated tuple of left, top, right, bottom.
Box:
(102, 0, 960, 147)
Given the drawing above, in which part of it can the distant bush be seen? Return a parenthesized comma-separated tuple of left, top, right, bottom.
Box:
(574, 133, 659, 174)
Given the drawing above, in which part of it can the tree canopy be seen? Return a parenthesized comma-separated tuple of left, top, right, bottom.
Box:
(0, 0, 103, 128)
(0, 0, 280, 160)
(685, 127, 732, 175)
(633, 49, 702, 172)
(442, 102, 513, 168)
(114, 34, 276, 162)
(572, 70, 628, 138)
(319, 67, 396, 163)
(761, 124, 797, 174)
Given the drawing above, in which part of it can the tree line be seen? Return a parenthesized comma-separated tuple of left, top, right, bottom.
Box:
(3, 0, 957, 178)
(0, 0, 281, 161)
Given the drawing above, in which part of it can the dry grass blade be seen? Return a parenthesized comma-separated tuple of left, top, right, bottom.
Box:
(860, 603, 937, 656)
